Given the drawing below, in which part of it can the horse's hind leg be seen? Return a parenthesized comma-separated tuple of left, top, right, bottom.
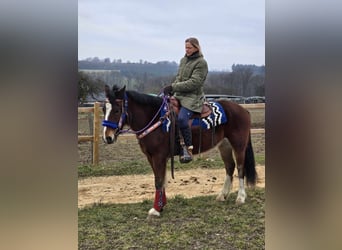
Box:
(216, 138, 235, 201)
(235, 148, 247, 204)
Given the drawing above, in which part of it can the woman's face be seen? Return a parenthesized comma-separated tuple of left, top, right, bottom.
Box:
(185, 42, 198, 56)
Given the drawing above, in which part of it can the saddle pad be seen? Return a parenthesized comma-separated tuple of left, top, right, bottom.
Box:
(191, 101, 228, 129)
(162, 101, 227, 132)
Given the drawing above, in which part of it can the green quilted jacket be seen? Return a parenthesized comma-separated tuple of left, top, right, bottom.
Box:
(171, 52, 208, 113)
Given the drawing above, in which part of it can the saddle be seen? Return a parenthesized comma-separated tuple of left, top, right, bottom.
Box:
(169, 96, 212, 118)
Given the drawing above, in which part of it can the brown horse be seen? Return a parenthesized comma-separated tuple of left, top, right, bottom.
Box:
(102, 85, 256, 217)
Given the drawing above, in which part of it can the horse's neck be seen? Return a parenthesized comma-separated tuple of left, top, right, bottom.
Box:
(127, 99, 159, 131)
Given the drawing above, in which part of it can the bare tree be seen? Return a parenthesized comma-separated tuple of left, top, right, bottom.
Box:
(78, 71, 105, 105)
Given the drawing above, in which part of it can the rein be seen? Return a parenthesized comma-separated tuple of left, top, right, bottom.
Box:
(131, 96, 169, 138)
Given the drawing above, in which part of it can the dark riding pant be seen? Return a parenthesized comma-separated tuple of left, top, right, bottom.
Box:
(178, 107, 194, 129)
(178, 107, 193, 147)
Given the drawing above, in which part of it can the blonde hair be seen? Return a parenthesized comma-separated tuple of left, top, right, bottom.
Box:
(185, 37, 202, 54)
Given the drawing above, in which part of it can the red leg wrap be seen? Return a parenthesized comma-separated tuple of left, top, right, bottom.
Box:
(153, 188, 166, 212)
(162, 188, 167, 206)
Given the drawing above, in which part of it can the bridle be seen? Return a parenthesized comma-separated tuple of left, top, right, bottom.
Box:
(102, 91, 170, 139)
(102, 92, 128, 133)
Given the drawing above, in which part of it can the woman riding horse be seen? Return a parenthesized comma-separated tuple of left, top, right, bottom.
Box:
(163, 37, 208, 163)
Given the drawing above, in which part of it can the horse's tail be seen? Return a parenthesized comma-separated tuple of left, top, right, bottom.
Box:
(245, 132, 257, 186)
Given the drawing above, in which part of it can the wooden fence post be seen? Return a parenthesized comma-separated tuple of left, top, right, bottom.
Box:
(92, 102, 100, 165)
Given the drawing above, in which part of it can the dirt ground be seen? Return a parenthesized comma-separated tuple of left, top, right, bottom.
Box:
(78, 165, 265, 209)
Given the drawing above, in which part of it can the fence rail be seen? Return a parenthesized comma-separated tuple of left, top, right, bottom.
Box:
(240, 103, 265, 109)
(78, 103, 265, 165)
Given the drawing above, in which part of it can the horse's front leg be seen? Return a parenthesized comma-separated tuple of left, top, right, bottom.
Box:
(147, 155, 168, 218)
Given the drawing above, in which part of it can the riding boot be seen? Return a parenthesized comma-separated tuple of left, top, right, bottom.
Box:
(180, 127, 193, 163)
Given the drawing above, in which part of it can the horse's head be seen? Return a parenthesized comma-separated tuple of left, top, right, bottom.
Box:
(102, 84, 126, 144)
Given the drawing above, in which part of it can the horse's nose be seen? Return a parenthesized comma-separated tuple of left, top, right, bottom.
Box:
(105, 136, 113, 144)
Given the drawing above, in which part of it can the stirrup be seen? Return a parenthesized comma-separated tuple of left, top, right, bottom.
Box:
(180, 146, 193, 164)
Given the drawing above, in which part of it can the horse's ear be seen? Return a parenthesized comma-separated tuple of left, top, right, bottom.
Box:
(119, 85, 126, 92)
(116, 85, 126, 99)
(105, 84, 111, 97)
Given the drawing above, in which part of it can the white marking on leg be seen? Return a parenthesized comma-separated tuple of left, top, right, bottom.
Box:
(236, 178, 246, 204)
(216, 175, 232, 201)
(148, 208, 160, 217)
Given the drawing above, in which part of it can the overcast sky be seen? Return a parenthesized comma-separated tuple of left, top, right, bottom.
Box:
(78, 0, 264, 71)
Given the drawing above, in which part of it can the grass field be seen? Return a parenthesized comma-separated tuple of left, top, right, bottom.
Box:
(79, 189, 265, 249)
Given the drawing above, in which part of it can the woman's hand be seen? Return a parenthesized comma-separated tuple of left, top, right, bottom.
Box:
(163, 85, 173, 95)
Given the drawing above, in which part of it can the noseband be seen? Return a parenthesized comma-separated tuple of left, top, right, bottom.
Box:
(101, 120, 119, 129)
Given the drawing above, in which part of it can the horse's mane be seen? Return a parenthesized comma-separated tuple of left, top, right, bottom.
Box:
(126, 90, 163, 108)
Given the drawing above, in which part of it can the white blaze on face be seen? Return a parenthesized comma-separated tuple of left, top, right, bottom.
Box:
(103, 102, 113, 140)
(104, 102, 112, 120)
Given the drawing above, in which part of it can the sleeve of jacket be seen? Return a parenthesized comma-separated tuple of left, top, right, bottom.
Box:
(172, 59, 208, 93)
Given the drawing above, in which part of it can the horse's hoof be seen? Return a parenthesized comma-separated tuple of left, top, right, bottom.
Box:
(236, 190, 246, 204)
(216, 194, 226, 201)
(147, 208, 160, 218)
(235, 197, 246, 204)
